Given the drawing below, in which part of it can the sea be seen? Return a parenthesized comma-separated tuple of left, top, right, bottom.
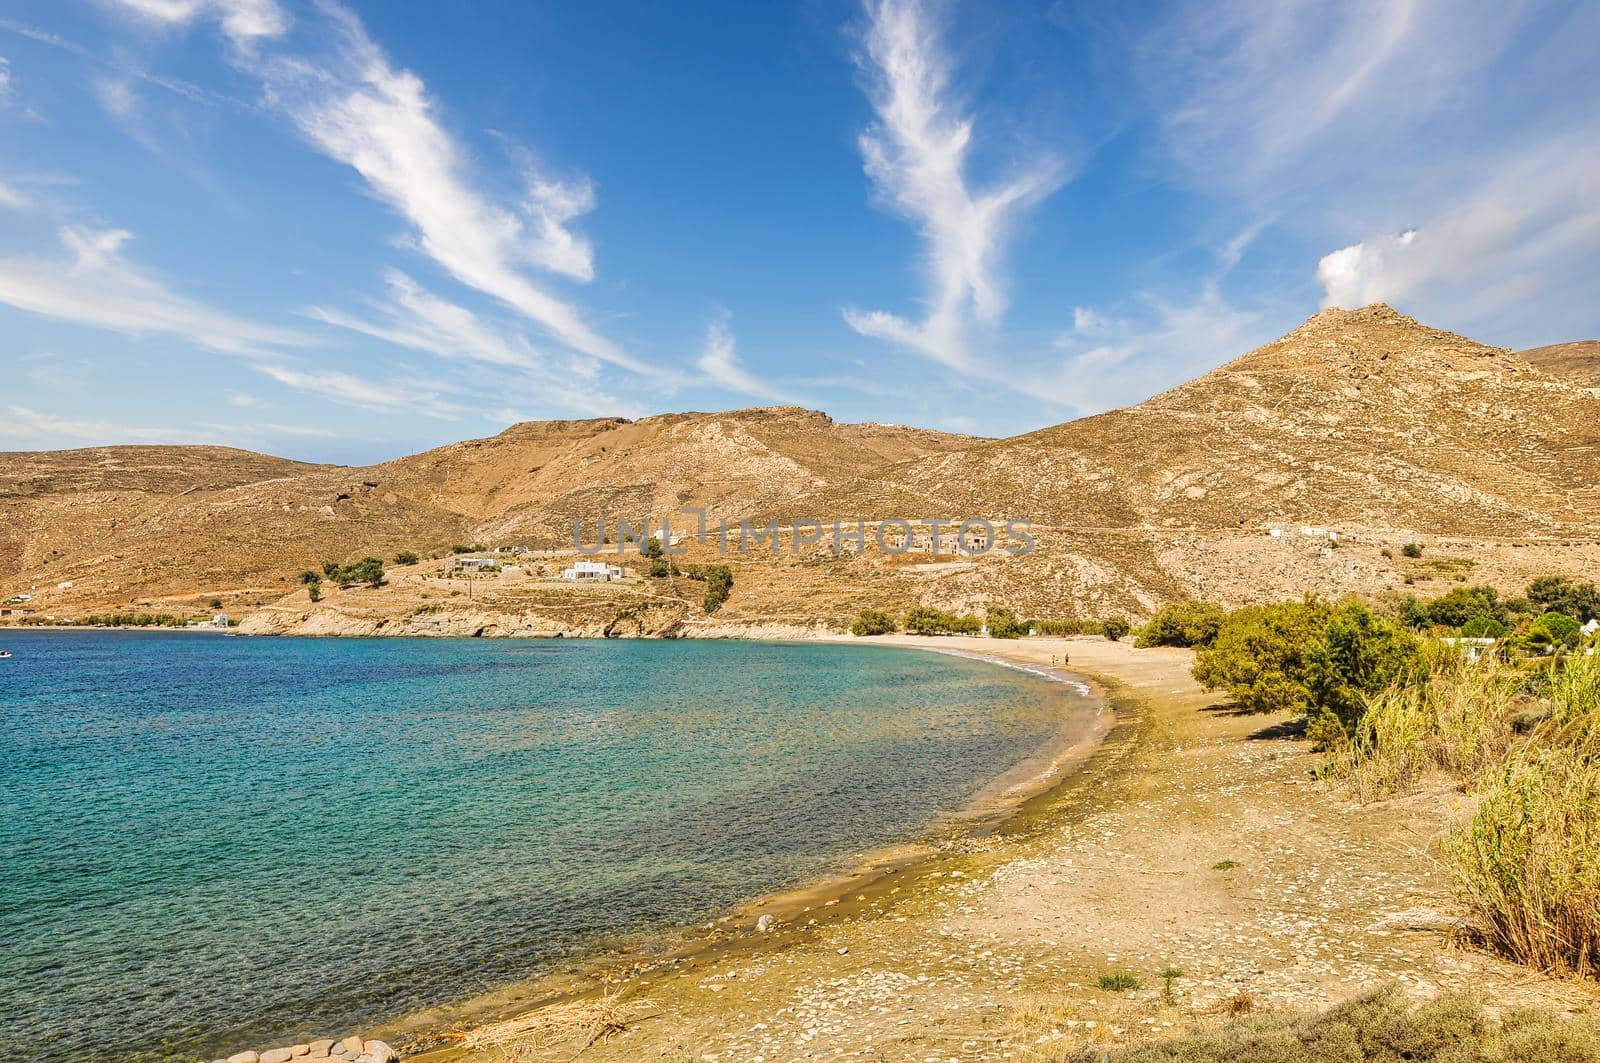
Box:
(0, 630, 1095, 1062)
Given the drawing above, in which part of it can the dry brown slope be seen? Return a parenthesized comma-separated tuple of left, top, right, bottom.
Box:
(1516, 339, 1600, 388)
(807, 304, 1600, 537)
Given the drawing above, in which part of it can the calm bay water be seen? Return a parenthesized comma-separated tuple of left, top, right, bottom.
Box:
(0, 631, 1091, 1062)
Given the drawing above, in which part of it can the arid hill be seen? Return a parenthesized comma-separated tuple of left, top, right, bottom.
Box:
(0, 408, 976, 614)
(3, 305, 1598, 626)
(1516, 340, 1600, 388)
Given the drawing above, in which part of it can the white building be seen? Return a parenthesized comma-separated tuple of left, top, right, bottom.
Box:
(446, 557, 500, 576)
(1442, 636, 1498, 663)
(560, 561, 624, 582)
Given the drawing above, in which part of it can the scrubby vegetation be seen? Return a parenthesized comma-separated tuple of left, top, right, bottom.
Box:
(393, 551, 419, 565)
(1047, 985, 1600, 1062)
(1102, 615, 1132, 642)
(683, 564, 734, 614)
(320, 557, 386, 588)
(1192, 599, 1420, 744)
(1136, 600, 1226, 648)
(1031, 618, 1106, 637)
(850, 609, 896, 636)
(986, 606, 1028, 639)
(903, 607, 983, 635)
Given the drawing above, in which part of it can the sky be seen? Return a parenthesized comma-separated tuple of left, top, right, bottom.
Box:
(1, 0, 1597, 463)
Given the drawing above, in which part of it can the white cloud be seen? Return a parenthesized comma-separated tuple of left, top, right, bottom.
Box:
(254, 363, 461, 419)
(227, 391, 262, 407)
(0, 226, 312, 355)
(1043, 284, 1268, 413)
(1315, 134, 1600, 326)
(0, 404, 207, 444)
(106, 0, 290, 47)
(843, 0, 1062, 368)
(1071, 306, 1105, 332)
(0, 181, 28, 209)
(231, 4, 650, 375)
(695, 314, 796, 404)
(0, 55, 11, 102)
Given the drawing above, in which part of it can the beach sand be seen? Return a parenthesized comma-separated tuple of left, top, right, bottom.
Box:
(399, 635, 1598, 1062)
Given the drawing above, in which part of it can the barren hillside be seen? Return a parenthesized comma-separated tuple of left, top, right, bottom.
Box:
(4, 305, 1597, 625)
(1516, 340, 1600, 388)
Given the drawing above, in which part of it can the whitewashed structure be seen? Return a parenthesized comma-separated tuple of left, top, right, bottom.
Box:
(560, 561, 624, 582)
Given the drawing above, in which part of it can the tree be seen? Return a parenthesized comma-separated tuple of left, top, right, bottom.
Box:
(394, 551, 419, 566)
(308, 583, 322, 603)
(1530, 611, 1582, 651)
(1102, 616, 1132, 641)
(208, 598, 223, 610)
(299, 570, 322, 586)
(1460, 615, 1508, 639)
(1136, 600, 1226, 648)
(1425, 585, 1509, 628)
(1528, 576, 1600, 623)
(1303, 604, 1420, 745)
(700, 564, 733, 614)
(986, 606, 1027, 639)
(648, 558, 670, 578)
(903, 606, 949, 635)
(851, 609, 896, 636)
(644, 536, 664, 560)
(1192, 600, 1333, 715)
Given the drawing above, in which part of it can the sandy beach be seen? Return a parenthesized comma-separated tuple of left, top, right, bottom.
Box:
(377, 634, 1597, 1062)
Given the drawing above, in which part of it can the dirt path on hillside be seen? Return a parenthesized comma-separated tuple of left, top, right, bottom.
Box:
(406, 636, 1598, 1063)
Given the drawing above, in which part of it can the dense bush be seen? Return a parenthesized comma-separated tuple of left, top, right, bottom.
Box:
(1418, 583, 1510, 628)
(1402, 542, 1424, 558)
(1135, 600, 1226, 648)
(903, 607, 982, 636)
(985, 606, 1027, 639)
(393, 551, 419, 565)
(1528, 611, 1582, 652)
(1101, 615, 1132, 641)
(647, 558, 670, 578)
(850, 609, 897, 636)
(321, 557, 386, 588)
(1528, 575, 1600, 623)
(684, 564, 734, 614)
(1460, 614, 1509, 639)
(1192, 600, 1417, 740)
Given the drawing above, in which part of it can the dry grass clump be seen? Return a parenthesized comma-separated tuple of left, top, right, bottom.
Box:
(1047, 985, 1600, 1062)
(459, 988, 657, 1057)
(1447, 653, 1600, 977)
(1323, 644, 1523, 801)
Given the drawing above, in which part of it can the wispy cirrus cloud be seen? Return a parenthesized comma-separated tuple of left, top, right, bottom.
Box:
(309, 270, 640, 417)
(695, 314, 798, 404)
(0, 225, 312, 355)
(103, 0, 656, 382)
(253, 363, 461, 420)
(843, 0, 1062, 369)
(0, 404, 209, 444)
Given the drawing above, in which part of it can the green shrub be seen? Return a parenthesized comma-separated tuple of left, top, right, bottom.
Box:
(1193, 600, 1417, 740)
(450, 543, 485, 555)
(1528, 575, 1600, 623)
(648, 558, 670, 578)
(308, 583, 321, 603)
(298, 570, 321, 586)
(850, 609, 896, 636)
(903, 606, 982, 636)
(1460, 614, 1508, 639)
(322, 557, 386, 588)
(688, 564, 734, 614)
(1136, 600, 1226, 648)
(1096, 972, 1141, 992)
(1101, 615, 1132, 641)
(986, 606, 1027, 639)
(1531, 611, 1582, 651)
(394, 551, 419, 565)
(1402, 542, 1424, 558)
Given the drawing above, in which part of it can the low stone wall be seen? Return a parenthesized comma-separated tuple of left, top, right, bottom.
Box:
(209, 1035, 396, 1063)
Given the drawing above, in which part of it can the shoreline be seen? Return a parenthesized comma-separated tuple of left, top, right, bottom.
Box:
(393, 635, 1599, 1062)
(371, 637, 1120, 1059)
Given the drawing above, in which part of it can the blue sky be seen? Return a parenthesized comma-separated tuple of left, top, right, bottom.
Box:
(1, 0, 1597, 462)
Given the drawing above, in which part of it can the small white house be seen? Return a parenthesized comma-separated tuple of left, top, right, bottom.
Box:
(210, 612, 230, 628)
(1442, 636, 1498, 663)
(560, 561, 624, 582)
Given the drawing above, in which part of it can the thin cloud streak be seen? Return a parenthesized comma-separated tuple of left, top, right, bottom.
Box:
(844, 0, 1062, 369)
(0, 226, 312, 355)
(694, 314, 799, 404)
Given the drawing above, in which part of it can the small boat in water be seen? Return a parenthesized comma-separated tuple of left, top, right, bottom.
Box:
(0, 650, 11, 658)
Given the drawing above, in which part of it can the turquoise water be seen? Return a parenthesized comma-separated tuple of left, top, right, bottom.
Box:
(0, 631, 1092, 1062)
